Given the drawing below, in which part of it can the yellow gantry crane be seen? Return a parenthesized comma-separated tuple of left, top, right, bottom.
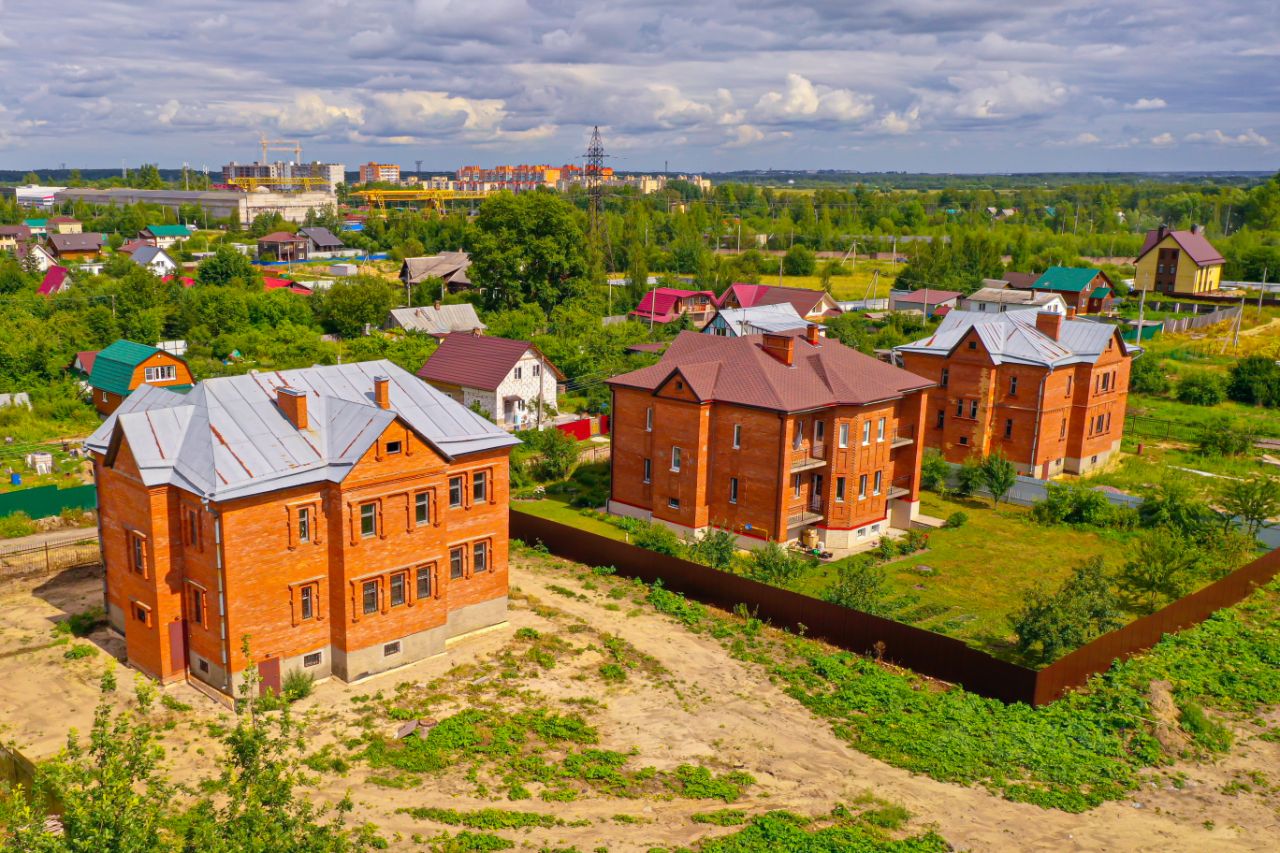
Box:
(227, 176, 327, 192)
(353, 188, 491, 213)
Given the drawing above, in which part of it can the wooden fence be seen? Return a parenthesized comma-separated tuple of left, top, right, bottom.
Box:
(510, 509, 1280, 706)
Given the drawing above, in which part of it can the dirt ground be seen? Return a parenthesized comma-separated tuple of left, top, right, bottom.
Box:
(2, 560, 1279, 851)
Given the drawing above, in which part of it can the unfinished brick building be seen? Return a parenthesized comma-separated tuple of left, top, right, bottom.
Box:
(86, 361, 518, 700)
(895, 309, 1133, 477)
(607, 328, 933, 552)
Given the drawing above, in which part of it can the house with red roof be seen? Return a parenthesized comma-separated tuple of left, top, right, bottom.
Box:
(417, 333, 564, 430)
(37, 266, 70, 296)
(263, 276, 313, 295)
(257, 231, 309, 262)
(606, 327, 932, 552)
(1133, 225, 1225, 295)
(717, 283, 842, 321)
(630, 287, 718, 325)
(888, 288, 963, 317)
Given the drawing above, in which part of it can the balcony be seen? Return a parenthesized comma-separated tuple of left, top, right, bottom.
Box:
(891, 427, 915, 449)
(886, 475, 913, 500)
(787, 509, 824, 527)
(789, 440, 827, 472)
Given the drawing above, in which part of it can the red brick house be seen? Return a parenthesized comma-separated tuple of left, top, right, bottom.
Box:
(630, 287, 719, 325)
(607, 328, 932, 552)
(895, 309, 1133, 478)
(85, 361, 519, 700)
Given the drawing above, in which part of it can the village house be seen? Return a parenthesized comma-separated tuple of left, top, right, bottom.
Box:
(703, 303, 812, 337)
(1029, 267, 1116, 315)
(417, 334, 563, 430)
(384, 302, 487, 338)
(1132, 225, 1224, 295)
(607, 328, 932, 553)
(130, 245, 179, 276)
(47, 232, 104, 263)
(630, 287, 719, 326)
(888, 289, 963, 317)
(15, 240, 56, 272)
(257, 231, 309, 262)
(47, 215, 83, 235)
(717, 283, 843, 321)
(400, 252, 473, 295)
(86, 339, 194, 415)
(895, 308, 1133, 478)
(0, 224, 31, 252)
(84, 361, 518, 699)
(298, 226, 345, 254)
(23, 218, 48, 237)
(140, 224, 192, 249)
(37, 266, 70, 296)
(960, 287, 1068, 315)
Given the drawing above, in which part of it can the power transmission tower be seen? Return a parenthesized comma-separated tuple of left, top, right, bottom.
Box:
(415, 159, 423, 179)
(584, 126, 613, 273)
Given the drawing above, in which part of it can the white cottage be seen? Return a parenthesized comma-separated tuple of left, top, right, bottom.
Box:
(416, 333, 564, 430)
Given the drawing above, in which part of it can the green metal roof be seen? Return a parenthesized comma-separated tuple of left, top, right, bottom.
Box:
(1090, 286, 1112, 299)
(1032, 266, 1102, 293)
(145, 224, 191, 237)
(24, 218, 47, 227)
(88, 340, 162, 396)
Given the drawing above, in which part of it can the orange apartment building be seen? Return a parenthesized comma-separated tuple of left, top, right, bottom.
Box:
(85, 360, 519, 700)
(895, 309, 1134, 478)
(607, 328, 933, 552)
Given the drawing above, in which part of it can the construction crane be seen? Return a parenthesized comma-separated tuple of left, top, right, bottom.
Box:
(259, 133, 302, 163)
(353, 188, 490, 213)
(227, 176, 326, 193)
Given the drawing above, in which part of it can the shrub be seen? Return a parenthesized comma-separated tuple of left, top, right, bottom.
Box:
(919, 449, 950, 492)
(1010, 556, 1123, 664)
(1175, 372, 1225, 406)
(782, 244, 816, 276)
(954, 456, 983, 498)
(943, 511, 967, 529)
(1177, 701, 1234, 753)
(900, 528, 928, 553)
(0, 511, 37, 539)
(1129, 356, 1171, 395)
(631, 520, 684, 557)
(746, 542, 811, 585)
(687, 528, 737, 570)
(1226, 355, 1280, 407)
(282, 669, 315, 702)
(1118, 529, 1206, 614)
(67, 608, 105, 637)
(1195, 416, 1254, 457)
(822, 558, 889, 615)
(64, 644, 97, 660)
(1032, 481, 1115, 527)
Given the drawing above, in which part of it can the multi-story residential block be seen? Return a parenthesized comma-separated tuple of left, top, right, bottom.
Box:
(417, 334, 563, 430)
(895, 309, 1133, 478)
(359, 162, 401, 184)
(1132, 225, 1224, 295)
(85, 361, 518, 700)
(607, 328, 933, 551)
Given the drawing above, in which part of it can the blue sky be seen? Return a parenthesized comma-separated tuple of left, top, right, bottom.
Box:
(0, 0, 1276, 172)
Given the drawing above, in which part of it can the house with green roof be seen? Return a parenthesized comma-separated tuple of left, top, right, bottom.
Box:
(88, 339, 193, 416)
(140, 224, 193, 249)
(1029, 266, 1115, 315)
(23, 218, 48, 236)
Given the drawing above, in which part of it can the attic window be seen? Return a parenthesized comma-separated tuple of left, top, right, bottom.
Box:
(675, 380, 684, 390)
(385, 440, 402, 455)
(967, 341, 977, 350)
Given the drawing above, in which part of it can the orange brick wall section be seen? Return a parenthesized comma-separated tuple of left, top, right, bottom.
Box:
(95, 415, 511, 690)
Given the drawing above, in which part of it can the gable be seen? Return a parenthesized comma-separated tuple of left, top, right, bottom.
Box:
(654, 369, 703, 402)
(346, 416, 449, 484)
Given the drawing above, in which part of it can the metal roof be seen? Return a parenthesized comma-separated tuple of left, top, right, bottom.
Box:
(84, 360, 518, 502)
(1135, 228, 1224, 267)
(88, 340, 164, 395)
(131, 246, 173, 267)
(386, 304, 486, 336)
(1032, 267, 1104, 293)
(895, 309, 1123, 368)
(144, 224, 191, 237)
(964, 288, 1065, 308)
(709, 303, 810, 336)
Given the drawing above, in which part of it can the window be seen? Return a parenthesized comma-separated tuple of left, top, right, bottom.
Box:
(935, 410, 945, 429)
(729, 477, 738, 504)
(533, 363, 541, 377)
(968, 340, 977, 350)
(298, 507, 311, 543)
(940, 367, 949, 388)
(133, 602, 150, 625)
(381, 572, 402, 607)
(858, 474, 868, 499)
(449, 476, 464, 508)
(416, 566, 433, 600)
(102, 391, 109, 402)
(955, 399, 964, 417)
(959, 435, 969, 446)
(131, 534, 145, 574)
(1066, 375, 1074, 396)
(1009, 376, 1018, 396)
(1004, 418, 1013, 439)
(1096, 414, 1105, 433)
(667, 497, 680, 509)
(861, 421, 871, 445)
(1060, 418, 1067, 439)
(450, 547, 465, 579)
(815, 420, 825, 444)
(873, 471, 882, 495)
(385, 440, 402, 455)
(732, 424, 742, 449)
(969, 400, 978, 418)
(415, 492, 430, 526)
(186, 509, 199, 546)
(838, 423, 849, 448)
(197, 657, 210, 674)
(835, 477, 846, 503)
(473, 470, 488, 503)
(876, 418, 885, 442)
(190, 587, 205, 627)
(871, 523, 881, 534)
(1101, 372, 1110, 392)
(304, 652, 322, 667)
(1105, 412, 1112, 431)
(362, 580, 379, 615)
(473, 541, 489, 573)
(642, 458, 652, 484)
(513, 366, 523, 380)
(143, 364, 177, 383)
(792, 473, 802, 498)
(645, 407, 653, 431)
(384, 641, 401, 657)
(300, 585, 315, 620)
(671, 446, 682, 472)
(793, 420, 804, 450)
(360, 503, 377, 538)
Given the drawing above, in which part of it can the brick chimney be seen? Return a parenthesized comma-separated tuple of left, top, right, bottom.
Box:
(1035, 310, 1063, 341)
(277, 386, 308, 430)
(1156, 223, 1168, 242)
(1190, 223, 1201, 235)
(804, 324, 821, 346)
(373, 376, 390, 409)
(761, 333, 795, 366)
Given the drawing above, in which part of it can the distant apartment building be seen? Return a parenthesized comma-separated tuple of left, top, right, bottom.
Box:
(0, 184, 66, 209)
(359, 162, 401, 184)
(607, 328, 932, 551)
(221, 161, 346, 192)
(85, 361, 518, 699)
(895, 309, 1133, 478)
(455, 164, 566, 192)
(1132, 225, 1224, 295)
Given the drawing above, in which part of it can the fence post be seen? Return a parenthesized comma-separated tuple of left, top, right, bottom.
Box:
(44, 542, 50, 574)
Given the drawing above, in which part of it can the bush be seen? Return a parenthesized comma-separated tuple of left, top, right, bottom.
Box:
(687, 528, 737, 570)
(822, 558, 889, 615)
(1010, 556, 1123, 664)
(282, 669, 315, 702)
(1175, 372, 1225, 406)
(0, 511, 37, 539)
(943, 511, 967, 529)
(1226, 355, 1280, 407)
(954, 456, 983, 498)
(900, 527, 928, 553)
(630, 520, 685, 558)
(782, 244, 816, 276)
(64, 644, 97, 660)
(919, 449, 949, 492)
(1032, 481, 1115, 527)
(746, 542, 811, 585)
(1178, 701, 1234, 753)
(1196, 416, 1254, 456)
(1128, 356, 1171, 395)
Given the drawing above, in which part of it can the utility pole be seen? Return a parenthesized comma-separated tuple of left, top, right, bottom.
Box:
(1259, 267, 1268, 319)
(1232, 291, 1246, 350)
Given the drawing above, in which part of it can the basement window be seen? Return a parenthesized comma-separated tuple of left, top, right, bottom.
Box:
(383, 641, 401, 657)
(197, 657, 210, 674)
(303, 652, 322, 668)
(667, 497, 680, 510)
(959, 436, 969, 446)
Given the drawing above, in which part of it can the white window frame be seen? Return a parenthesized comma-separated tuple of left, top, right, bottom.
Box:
(835, 476, 846, 503)
(861, 421, 871, 445)
(642, 458, 651, 484)
(645, 407, 653, 432)
(858, 474, 868, 499)
(729, 477, 738, 504)
(144, 364, 177, 383)
(873, 471, 882, 496)
(670, 446, 682, 472)
(838, 423, 849, 448)
(876, 418, 885, 442)
(732, 424, 741, 449)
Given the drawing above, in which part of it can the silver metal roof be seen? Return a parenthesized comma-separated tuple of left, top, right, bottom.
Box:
(710, 303, 810, 336)
(894, 309, 1122, 368)
(85, 360, 518, 501)
(386, 304, 486, 335)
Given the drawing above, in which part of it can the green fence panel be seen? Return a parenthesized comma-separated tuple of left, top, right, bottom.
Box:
(0, 484, 97, 519)
(1121, 325, 1161, 343)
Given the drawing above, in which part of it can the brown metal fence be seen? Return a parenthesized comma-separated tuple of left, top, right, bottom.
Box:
(510, 509, 1280, 707)
(0, 538, 101, 585)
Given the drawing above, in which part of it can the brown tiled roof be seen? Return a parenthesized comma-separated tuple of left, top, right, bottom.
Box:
(1135, 228, 1224, 267)
(608, 331, 933, 411)
(257, 231, 306, 243)
(47, 233, 103, 253)
(416, 333, 564, 392)
(1001, 271, 1040, 289)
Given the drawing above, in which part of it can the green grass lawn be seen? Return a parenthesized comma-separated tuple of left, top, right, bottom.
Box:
(1126, 392, 1280, 439)
(511, 496, 627, 542)
(786, 494, 1136, 662)
(771, 261, 900, 301)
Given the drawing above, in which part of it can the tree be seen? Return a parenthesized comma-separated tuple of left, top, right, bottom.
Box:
(918, 449, 950, 493)
(782, 244, 816, 276)
(470, 191, 588, 311)
(1010, 556, 1123, 664)
(317, 276, 395, 338)
(979, 451, 1017, 506)
(746, 542, 810, 585)
(1226, 356, 1280, 408)
(1118, 529, 1204, 614)
(197, 246, 260, 288)
(1195, 415, 1254, 457)
(954, 455, 984, 498)
(822, 557, 889, 615)
(1138, 477, 1216, 537)
(1219, 475, 1280, 537)
(1129, 356, 1170, 395)
(1175, 372, 1225, 406)
(526, 426, 578, 481)
(687, 528, 737, 571)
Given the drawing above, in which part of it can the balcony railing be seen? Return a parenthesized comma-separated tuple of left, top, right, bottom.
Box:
(886, 475, 913, 500)
(891, 426, 915, 449)
(787, 509, 824, 527)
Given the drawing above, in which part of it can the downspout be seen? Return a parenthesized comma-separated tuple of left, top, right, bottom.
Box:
(775, 412, 788, 542)
(205, 499, 232, 694)
(1029, 370, 1049, 479)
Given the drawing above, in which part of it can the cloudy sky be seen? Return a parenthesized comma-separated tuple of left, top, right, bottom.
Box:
(0, 0, 1276, 173)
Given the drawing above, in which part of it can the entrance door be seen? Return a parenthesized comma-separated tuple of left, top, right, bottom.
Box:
(167, 620, 187, 675)
(259, 657, 282, 697)
(810, 473, 824, 511)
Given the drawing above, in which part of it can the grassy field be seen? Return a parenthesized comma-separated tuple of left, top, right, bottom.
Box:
(512, 495, 627, 541)
(786, 493, 1136, 660)
(767, 260, 900, 301)
(1126, 392, 1280, 440)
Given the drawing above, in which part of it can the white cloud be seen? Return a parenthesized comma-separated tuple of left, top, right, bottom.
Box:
(876, 107, 920, 135)
(1150, 132, 1176, 146)
(928, 72, 1071, 120)
(1126, 97, 1167, 110)
(1183, 128, 1271, 147)
(753, 74, 874, 123)
(723, 125, 765, 148)
(1072, 132, 1101, 144)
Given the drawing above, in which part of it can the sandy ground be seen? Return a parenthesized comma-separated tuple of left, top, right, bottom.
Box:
(2, 561, 1279, 851)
